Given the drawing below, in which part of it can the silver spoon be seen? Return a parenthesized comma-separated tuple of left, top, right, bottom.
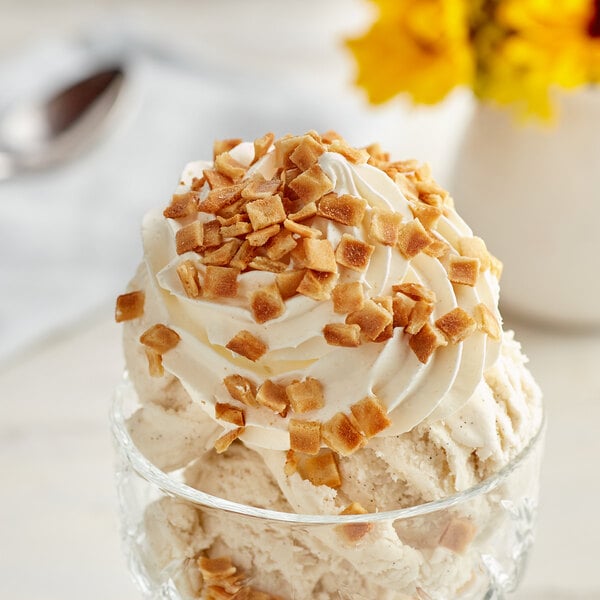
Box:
(0, 65, 125, 181)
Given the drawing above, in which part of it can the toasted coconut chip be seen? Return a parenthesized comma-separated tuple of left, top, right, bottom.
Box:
(423, 237, 451, 259)
(368, 209, 403, 246)
(199, 183, 245, 214)
(250, 284, 285, 323)
(439, 517, 477, 554)
(346, 299, 392, 341)
(405, 300, 435, 335)
(202, 239, 242, 266)
(199, 556, 237, 581)
(213, 138, 242, 160)
(284, 449, 298, 476)
(202, 220, 224, 248)
(256, 380, 289, 415)
(220, 221, 253, 238)
(394, 173, 419, 201)
(410, 202, 442, 230)
(274, 135, 304, 168)
(204, 266, 239, 298)
(287, 201, 317, 222)
(408, 322, 448, 364)
(302, 238, 338, 273)
(276, 269, 305, 300)
(234, 586, 283, 600)
(248, 256, 288, 273)
(175, 221, 204, 255)
(397, 220, 433, 259)
(350, 396, 391, 438)
(139, 324, 180, 353)
(331, 281, 364, 314)
(458, 236, 490, 272)
(190, 176, 205, 191)
(365, 142, 390, 162)
(214, 426, 245, 454)
(289, 134, 325, 171)
(414, 163, 433, 181)
(247, 224, 281, 247)
(281, 167, 302, 191)
(229, 241, 256, 271)
(416, 179, 449, 201)
(296, 449, 342, 488)
(226, 330, 268, 361)
(320, 130, 343, 144)
(289, 419, 322, 455)
(297, 270, 338, 301)
(489, 254, 503, 279)
(392, 282, 437, 303)
(474, 303, 501, 341)
(223, 374, 257, 407)
(163, 192, 199, 219)
(420, 193, 444, 208)
(215, 403, 245, 427)
(286, 377, 325, 414)
(288, 164, 333, 204)
(215, 572, 246, 596)
(283, 218, 322, 238)
(176, 260, 201, 298)
(203, 169, 233, 190)
(392, 293, 416, 328)
(337, 502, 374, 543)
(115, 290, 145, 322)
(214, 151, 246, 182)
(335, 234, 375, 272)
(436, 307, 477, 344)
(144, 347, 164, 378)
(327, 138, 369, 164)
(322, 412, 365, 456)
(205, 586, 233, 600)
(446, 255, 480, 286)
(241, 174, 281, 200)
(323, 323, 362, 347)
(317, 193, 367, 227)
(265, 230, 297, 260)
(252, 132, 275, 164)
(217, 196, 249, 220)
(372, 296, 394, 342)
(246, 195, 286, 231)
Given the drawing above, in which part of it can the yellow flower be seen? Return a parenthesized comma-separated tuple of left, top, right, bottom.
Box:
(346, 0, 474, 105)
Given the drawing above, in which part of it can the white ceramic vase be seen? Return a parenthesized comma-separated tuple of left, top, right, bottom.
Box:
(451, 89, 600, 328)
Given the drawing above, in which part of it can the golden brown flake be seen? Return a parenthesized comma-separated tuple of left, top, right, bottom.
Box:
(423, 237, 451, 259)
(289, 134, 325, 171)
(220, 221, 253, 238)
(223, 374, 257, 407)
(397, 220, 433, 258)
(214, 151, 246, 182)
(372, 296, 394, 342)
(320, 130, 343, 144)
(202, 239, 242, 266)
(241, 174, 280, 200)
(321, 412, 365, 456)
(410, 203, 443, 230)
(392, 293, 416, 328)
(368, 209, 403, 246)
(115, 290, 145, 322)
(229, 241, 256, 271)
(215, 403, 245, 427)
(265, 230, 297, 260)
(176, 260, 201, 298)
(250, 284, 285, 323)
(202, 220, 224, 248)
(473, 303, 502, 341)
(190, 176, 205, 191)
(139, 324, 181, 354)
(408, 322, 448, 364)
(317, 193, 367, 227)
(435, 307, 477, 344)
(274, 135, 303, 168)
(203, 169, 233, 189)
(203, 266, 239, 298)
(392, 282, 437, 303)
(144, 347, 164, 378)
(337, 502, 374, 543)
(284, 449, 298, 476)
(405, 300, 435, 335)
(323, 323, 362, 347)
(346, 299, 392, 341)
(256, 380, 289, 415)
(246, 195, 287, 231)
(327, 138, 369, 164)
(289, 419, 322, 455)
(214, 427, 245, 454)
(275, 269, 306, 300)
(394, 173, 419, 201)
(288, 164, 333, 203)
(439, 517, 477, 554)
(248, 256, 288, 273)
(287, 201, 317, 222)
(213, 139, 242, 159)
(331, 281, 364, 314)
(296, 449, 342, 488)
(283, 218, 322, 238)
(286, 378, 325, 414)
(252, 132, 275, 164)
(416, 179, 449, 203)
(489, 254, 503, 279)
(233, 588, 282, 600)
(175, 221, 204, 255)
(199, 183, 245, 214)
(217, 196, 249, 220)
(296, 270, 338, 301)
(350, 396, 391, 438)
(226, 330, 268, 361)
(198, 556, 237, 581)
(446, 255, 480, 286)
(458, 236, 491, 272)
(365, 142, 390, 162)
(302, 238, 338, 273)
(335, 234, 375, 272)
(246, 224, 281, 247)
(163, 192, 199, 219)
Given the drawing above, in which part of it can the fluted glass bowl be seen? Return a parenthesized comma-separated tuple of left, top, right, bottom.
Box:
(111, 378, 545, 600)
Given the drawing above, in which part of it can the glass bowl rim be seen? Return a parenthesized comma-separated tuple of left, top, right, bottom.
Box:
(111, 377, 545, 525)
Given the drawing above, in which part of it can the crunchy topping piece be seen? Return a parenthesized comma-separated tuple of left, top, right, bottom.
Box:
(410, 202, 442, 230)
(474, 303, 502, 341)
(408, 322, 448, 363)
(213, 139, 242, 159)
(332, 281, 364, 314)
(215, 403, 245, 427)
(202, 220, 224, 248)
(372, 296, 394, 342)
(247, 224, 281, 247)
(233, 588, 282, 600)
(436, 307, 477, 344)
(365, 142, 390, 162)
(323, 323, 362, 347)
(217, 196, 249, 220)
(248, 256, 288, 273)
(320, 130, 343, 144)
(176, 260, 201, 298)
(229, 241, 256, 271)
(214, 151, 246, 181)
(256, 380, 289, 415)
(276, 269, 306, 299)
(335, 234, 375, 272)
(289, 419, 322, 455)
(198, 556, 237, 581)
(394, 173, 419, 201)
(393, 282, 437, 304)
(458, 236, 491, 272)
(350, 396, 391, 438)
(368, 209, 403, 246)
(203, 169, 233, 189)
(250, 284, 285, 323)
(246, 195, 287, 231)
(423, 237, 451, 259)
(144, 348, 164, 378)
(346, 299, 392, 341)
(115, 290, 145, 322)
(176, 221, 204, 255)
(252, 132, 275, 164)
(163, 192, 199, 219)
(337, 502, 373, 543)
(199, 183, 245, 214)
(288, 164, 333, 203)
(241, 174, 280, 200)
(397, 220, 433, 258)
(287, 201, 317, 222)
(489, 254, 503, 279)
(139, 324, 180, 353)
(286, 378, 325, 414)
(296, 449, 342, 488)
(265, 230, 297, 260)
(392, 293, 416, 328)
(274, 135, 303, 167)
(416, 179, 449, 203)
(226, 330, 268, 361)
(405, 300, 435, 335)
(297, 270, 338, 301)
(223, 374, 257, 407)
(446, 255, 480, 286)
(289, 134, 325, 171)
(284, 449, 298, 476)
(220, 221, 253, 238)
(283, 218, 322, 238)
(302, 238, 338, 273)
(190, 176, 205, 191)
(327, 138, 369, 164)
(202, 239, 242, 266)
(439, 517, 477, 554)
(203, 266, 239, 298)
(317, 193, 367, 227)
(321, 412, 365, 456)
(214, 427, 245, 454)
